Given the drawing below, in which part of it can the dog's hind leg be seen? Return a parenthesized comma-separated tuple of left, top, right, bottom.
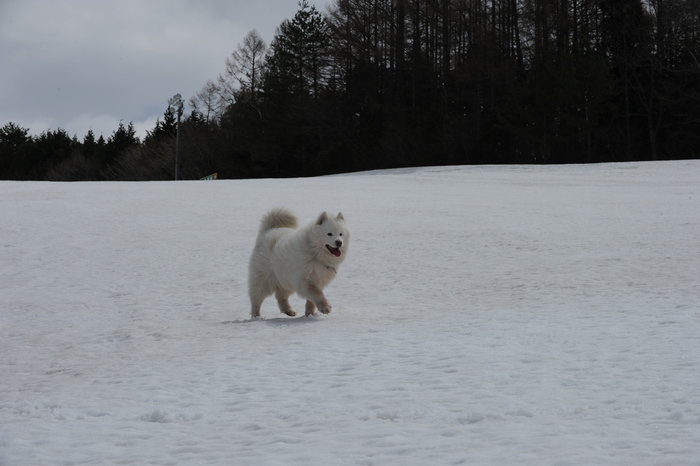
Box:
(249, 281, 271, 318)
(275, 289, 297, 316)
(305, 300, 316, 316)
(249, 270, 269, 318)
(249, 291, 264, 318)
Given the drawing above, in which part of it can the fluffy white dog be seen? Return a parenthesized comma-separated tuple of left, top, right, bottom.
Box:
(248, 208, 351, 318)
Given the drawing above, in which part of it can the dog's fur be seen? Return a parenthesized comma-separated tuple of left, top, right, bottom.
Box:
(248, 208, 350, 318)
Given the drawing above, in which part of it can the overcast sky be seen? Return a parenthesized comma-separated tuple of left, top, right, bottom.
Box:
(0, 0, 306, 140)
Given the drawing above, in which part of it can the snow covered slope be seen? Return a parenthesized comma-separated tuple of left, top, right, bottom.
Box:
(1, 161, 699, 465)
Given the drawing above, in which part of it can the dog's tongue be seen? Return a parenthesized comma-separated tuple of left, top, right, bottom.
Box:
(327, 245, 342, 257)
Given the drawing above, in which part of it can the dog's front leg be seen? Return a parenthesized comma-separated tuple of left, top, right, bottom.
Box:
(305, 300, 316, 316)
(307, 283, 332, 314)
(275, 289, 297, 316)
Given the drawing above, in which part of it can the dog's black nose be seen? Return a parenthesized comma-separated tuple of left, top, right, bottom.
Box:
(335, 239, 343, 247)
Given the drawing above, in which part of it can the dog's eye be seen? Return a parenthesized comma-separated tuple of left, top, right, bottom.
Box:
(339, 233, 343, 236)
(327, 233, 332, 236)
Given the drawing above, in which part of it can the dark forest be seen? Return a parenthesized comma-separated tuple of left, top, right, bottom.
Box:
(2, 0, 699, 181)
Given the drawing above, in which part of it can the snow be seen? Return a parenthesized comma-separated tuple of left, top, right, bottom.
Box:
(1, 161, 699, 465)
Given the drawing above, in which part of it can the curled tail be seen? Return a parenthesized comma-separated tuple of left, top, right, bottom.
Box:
(259, 207, 298, 233)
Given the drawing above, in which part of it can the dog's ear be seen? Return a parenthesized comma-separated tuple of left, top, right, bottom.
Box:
(316, 211, 328, 225)
(336, 212, 344, 221)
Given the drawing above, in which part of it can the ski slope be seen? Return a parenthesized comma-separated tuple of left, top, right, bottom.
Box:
(1, 161, 699, 465)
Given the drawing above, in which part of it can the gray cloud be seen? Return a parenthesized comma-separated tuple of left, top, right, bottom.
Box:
(0, 0, 302, 139)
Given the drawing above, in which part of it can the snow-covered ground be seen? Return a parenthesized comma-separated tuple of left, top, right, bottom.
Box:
(1, 161, 699, 465)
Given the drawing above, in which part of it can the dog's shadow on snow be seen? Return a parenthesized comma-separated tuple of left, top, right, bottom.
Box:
(222, 316, 322, 326)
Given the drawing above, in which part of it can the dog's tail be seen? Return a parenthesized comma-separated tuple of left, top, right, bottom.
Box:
(259, 207, 298, 233)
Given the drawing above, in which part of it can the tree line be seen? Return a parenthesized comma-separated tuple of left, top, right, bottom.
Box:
(2, 0, 699, 181)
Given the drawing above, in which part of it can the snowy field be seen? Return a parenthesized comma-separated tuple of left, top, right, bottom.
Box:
(1, 161, 699, 465)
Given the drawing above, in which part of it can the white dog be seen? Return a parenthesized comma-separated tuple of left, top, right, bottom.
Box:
(248, 208, 350, 318)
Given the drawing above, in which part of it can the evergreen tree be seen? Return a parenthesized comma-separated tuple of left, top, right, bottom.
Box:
(600, 0, 655, 159)
(34, 129, 75, 165)
(144, 107, 178, 145)
(105, 121, 140, 166)
(234, 1, 334, 177)
(83, 129, 96, 151)
(0, 122, 32, 179)
(108, 121, 140, 150)
(96, 134, 107, 153)
(264, 0, 331, 97)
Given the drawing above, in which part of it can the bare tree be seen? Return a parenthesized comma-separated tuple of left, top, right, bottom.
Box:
(189, 80, 222, 124)
(220, 29, 268, 102)
(189, 30, 268, 123)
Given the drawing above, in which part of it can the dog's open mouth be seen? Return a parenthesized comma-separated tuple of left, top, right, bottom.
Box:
(326, 245, 342, 257)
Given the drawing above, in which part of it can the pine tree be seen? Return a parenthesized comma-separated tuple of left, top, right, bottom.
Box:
(83, 129, 96, 152)
(106, 121, 140, 164)
(145, 107, 178, 145)
(264, 0, 331, 97)
(0, 122, 31, 179)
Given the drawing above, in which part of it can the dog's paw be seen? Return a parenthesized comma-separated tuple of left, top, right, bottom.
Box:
(318, 304, 332, 314)
(282, 309, 297, 317)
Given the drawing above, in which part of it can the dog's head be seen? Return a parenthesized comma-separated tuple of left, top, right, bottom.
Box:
(313, 211, 350, 262)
